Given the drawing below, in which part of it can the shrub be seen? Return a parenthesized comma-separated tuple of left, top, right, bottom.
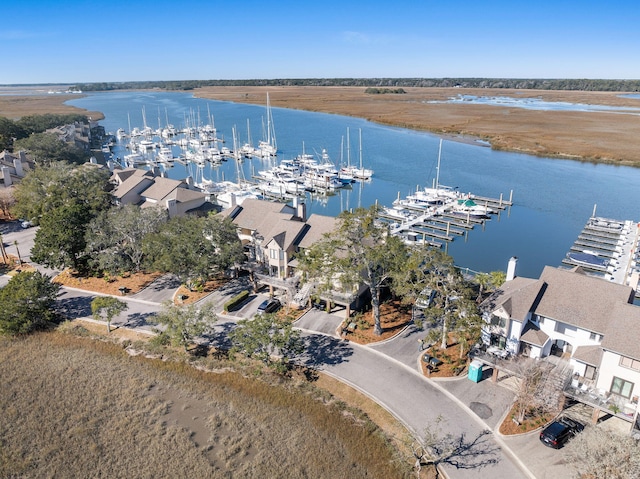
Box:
(224, 290, 249, 312)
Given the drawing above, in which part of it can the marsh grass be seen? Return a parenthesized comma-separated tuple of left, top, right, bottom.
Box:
(197, 86, 640, 166)
(0, 330, 414, 478)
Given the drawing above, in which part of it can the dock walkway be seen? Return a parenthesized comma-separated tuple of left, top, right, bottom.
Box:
(563, 216, 640, 296)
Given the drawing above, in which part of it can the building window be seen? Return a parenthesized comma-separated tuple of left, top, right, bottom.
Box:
(584, 365, 597, 380)
(490, 315, 507, 328)
(611, 376, 634, 399)
(555, 322, 576, 337)
(269, 249, 278, 260)
(589, 331, 600, 342)
(620, 356, 640, 372)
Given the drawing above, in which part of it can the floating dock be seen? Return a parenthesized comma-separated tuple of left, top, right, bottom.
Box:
(562, 213, 640, 296)
(378, 189, 513, 249)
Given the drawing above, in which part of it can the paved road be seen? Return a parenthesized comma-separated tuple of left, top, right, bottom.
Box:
(1, 230, 565, 478)
(294, 315, 529, 479)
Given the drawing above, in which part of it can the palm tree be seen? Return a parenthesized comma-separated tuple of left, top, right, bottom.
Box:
(474, 272, 491, 303)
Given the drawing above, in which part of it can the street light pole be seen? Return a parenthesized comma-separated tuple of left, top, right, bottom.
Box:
(0, 233, 7, 264)
(14, 240, 22, 265)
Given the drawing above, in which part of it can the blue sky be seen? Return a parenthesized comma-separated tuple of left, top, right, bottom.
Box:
(1, 0, 638, 84)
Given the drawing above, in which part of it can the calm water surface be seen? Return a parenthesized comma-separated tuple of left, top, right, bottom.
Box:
(67, 91, 640, 279)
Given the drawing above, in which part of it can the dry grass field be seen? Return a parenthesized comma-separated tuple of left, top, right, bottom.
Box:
(0, 330, 417, 479)
(0, 92, 104, 121)
(1, 85, 638, 165)
(196, 86, 640, 166)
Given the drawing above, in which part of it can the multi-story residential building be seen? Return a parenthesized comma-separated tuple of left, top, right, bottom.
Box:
(481, 257, 640, 430)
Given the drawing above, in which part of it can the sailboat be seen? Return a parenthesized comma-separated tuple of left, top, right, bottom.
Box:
(403, 139, 460, 208)
(258, 92, 277, 158)
(239, 118, 260, 158)
(342, 128, 373, 180)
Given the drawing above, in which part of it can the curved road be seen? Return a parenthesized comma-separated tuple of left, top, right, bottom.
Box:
(298, 327, 528, 479)
(0, 222, 531, 479)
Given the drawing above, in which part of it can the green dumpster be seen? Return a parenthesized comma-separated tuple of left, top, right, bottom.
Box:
(468, 359, 483, 383)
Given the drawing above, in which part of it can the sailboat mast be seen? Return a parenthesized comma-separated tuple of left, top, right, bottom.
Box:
(346, 127, 351, 167)
(435, 138, 442, 191)
(359, 128, 363, 169)
(266, 93, 271, 146)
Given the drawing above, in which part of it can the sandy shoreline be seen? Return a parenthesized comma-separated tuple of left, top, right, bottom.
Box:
(1, 85, 639, 166)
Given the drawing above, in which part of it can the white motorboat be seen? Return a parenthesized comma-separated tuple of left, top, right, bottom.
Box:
(452, 198, 495, 218)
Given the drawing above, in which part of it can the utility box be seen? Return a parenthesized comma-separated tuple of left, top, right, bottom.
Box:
(468, 359, 483, 383)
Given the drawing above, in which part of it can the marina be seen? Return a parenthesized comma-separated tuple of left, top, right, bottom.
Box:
(375, 140, 513, 250)
(100, 108, 513, 255)
(562, 208, 640, 296)
(67, 91, 640, 279)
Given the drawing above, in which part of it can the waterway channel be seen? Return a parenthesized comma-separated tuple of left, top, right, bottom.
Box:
(67, 91, 640, 279)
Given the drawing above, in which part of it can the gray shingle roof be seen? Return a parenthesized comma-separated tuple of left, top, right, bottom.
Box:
(112, 174, 154, 200)
(601, 302, 640, 361)
(297, 214, 338, 249)
(264, 219, 308, 251)
(536, 266, 634, 334)
(572, 345, 603, 366)
(520, 322, 549, 347)
(140, 177, 185, 202)
(224, 198, 296, 233)
(481, 276, 544, 322)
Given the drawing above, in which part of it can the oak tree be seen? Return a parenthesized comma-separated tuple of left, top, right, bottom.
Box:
(91, 296, 129, 333)
(0, 271, 60, 336)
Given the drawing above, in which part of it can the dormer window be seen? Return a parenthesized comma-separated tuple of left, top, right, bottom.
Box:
(620, 356, 640, 372)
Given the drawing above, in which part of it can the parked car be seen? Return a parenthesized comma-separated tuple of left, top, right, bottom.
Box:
(539, 416, 584, 448)
(20, 219, 33, 229)
(257, 298, 281, 315)
(415, 287, 436, 309)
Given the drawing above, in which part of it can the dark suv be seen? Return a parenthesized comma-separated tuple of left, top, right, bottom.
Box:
(257, 298, 281, 314)
(539, 416, 584, 449)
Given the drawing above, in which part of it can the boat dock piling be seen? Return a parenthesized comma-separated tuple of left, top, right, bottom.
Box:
(379, 189, 512, 248)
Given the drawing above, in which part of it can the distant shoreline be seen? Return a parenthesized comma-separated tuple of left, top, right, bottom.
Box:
(194, 86, 640, 167)
(1, 86, 639, 167)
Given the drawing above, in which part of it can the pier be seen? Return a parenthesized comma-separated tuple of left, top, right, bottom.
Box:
(562, 209, 640, 296)
(378, 188, 513, 249)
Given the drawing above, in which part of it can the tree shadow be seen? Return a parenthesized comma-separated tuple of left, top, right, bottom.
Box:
(301, 334, 354, 367)
(55, 295, 92, 319)
(201, 321, 236, 350)
(145, 274, 181, 292)
(123, 312, 157, 329)
(426, 429, 501, 475)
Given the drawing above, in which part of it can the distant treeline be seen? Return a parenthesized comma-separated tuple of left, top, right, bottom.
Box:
(364, 88, 406, 94)
(67, 78, 640, 92)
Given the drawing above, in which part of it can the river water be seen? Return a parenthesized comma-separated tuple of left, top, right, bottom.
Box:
(67, 91, 640, 279)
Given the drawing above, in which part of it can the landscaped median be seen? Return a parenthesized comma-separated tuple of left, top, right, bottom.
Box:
(223, 290, 250, 312)
(338, 299, 412, 344)
(52, 269, 162, 295)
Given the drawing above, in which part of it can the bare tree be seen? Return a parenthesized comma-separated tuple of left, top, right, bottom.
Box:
(564, 426, 640, 479)
(410, 416, 499, 478)
(0, 187, 16, 219)
(512, 359, 565, 423)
